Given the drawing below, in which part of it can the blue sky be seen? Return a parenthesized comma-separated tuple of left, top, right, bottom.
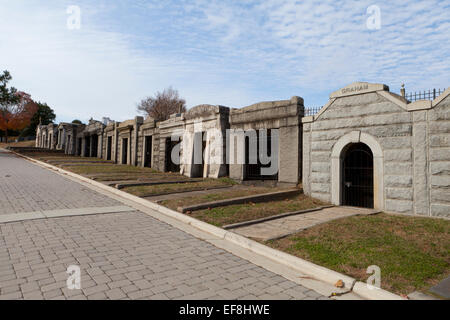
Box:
(1, 0, 449, 123)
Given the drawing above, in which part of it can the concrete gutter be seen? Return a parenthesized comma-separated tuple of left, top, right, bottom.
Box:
(178, 189, 301, 213)
(13, 150, 405, 300)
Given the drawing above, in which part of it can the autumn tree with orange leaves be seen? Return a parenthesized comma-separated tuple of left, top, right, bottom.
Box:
(0, 71, 38, 143)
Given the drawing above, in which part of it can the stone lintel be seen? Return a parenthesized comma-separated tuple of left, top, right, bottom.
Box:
(330, 82, 389, 99)
(301, 116, 314, 123)
(407, 100, 432, 111)
(230, 101, 303, 126)
(184, 104, 229, 121)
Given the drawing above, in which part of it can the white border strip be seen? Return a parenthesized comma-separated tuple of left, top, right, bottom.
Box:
(0, 206, 134, 224)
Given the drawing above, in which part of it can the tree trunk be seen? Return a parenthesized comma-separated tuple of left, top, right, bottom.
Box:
(5, 129, 8, 144)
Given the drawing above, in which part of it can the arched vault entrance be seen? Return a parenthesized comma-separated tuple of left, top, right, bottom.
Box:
(342, 143, 373, 208)
(331, 131, 384, 210)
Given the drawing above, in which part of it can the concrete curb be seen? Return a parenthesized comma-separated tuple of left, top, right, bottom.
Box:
(407, 291, 440, 300)
(352, 282, 404, 300)
(14, 150, 405, 300)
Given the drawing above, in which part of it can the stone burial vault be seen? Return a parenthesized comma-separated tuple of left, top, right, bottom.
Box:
(302, 82, 450, 217)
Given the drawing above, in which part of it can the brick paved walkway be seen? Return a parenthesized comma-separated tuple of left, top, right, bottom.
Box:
(0, 151, 121, 215)
(0, 149, 327, 300)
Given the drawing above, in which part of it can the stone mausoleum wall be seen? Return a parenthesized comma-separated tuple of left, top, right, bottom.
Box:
(116, 117, 143, 166)
(427, 94, 450, 216)
(35, 82, 449, 217)
(47, 123, 58, 150)
(102, 121, 119, 162)
(229, 96, 304, 186)
(136, 117, 159, 168)
(302, 82, 450, 217)
(157, 113, 185, 173)
(182, 105, 230, 178)
(80, 119, 105, 158)
(36, 125, 47, 148)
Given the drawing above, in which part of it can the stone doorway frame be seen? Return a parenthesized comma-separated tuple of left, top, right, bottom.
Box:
(331, 131, 384, 210)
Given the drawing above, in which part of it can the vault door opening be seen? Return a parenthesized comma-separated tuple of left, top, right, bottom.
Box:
(342, 143, 374, 208)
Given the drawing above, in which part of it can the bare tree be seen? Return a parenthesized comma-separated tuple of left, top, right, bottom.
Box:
(137, 87, 186, 121)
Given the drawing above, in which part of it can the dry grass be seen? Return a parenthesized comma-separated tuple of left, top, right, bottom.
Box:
(161, 186, 276, 210)
(122, 178, 236, 197)
(26, 154, 109, 162)
(266, 213, 450, 296)
(62, 164, 158, 175)
(18, 151, 234, 191)
(0, 140, 35, 148)
(91, 173, 185, 182)
(188, 194, 325, 227)
(48, 158, 110, 163)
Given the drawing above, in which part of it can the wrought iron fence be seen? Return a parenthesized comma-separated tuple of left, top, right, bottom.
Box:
(405, 88, 446, 102)
(304, 107, 322, 116)
(303, 86, 447, 115)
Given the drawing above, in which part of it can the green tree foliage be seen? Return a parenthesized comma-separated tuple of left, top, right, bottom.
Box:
(0, 70, 19, 107)
(21, 102, 56, 137)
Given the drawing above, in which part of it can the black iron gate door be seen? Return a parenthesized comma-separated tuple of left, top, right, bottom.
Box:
(107, 136, 112, 160)
(165, 138, 180, 173)
(244, 130, 278, 180)
(343, 143, 374, 208)
(122, 138, 128, 164)
(144, 136, 152, 168)
(92, 134, 98, 157)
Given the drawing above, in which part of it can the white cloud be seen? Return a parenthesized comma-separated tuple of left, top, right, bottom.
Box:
(187, 0, 449, 92)
(1, 0, 448, 122)
(0, 0, 261, 122)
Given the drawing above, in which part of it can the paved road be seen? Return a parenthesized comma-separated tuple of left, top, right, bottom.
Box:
(0, 150, 327, 300)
